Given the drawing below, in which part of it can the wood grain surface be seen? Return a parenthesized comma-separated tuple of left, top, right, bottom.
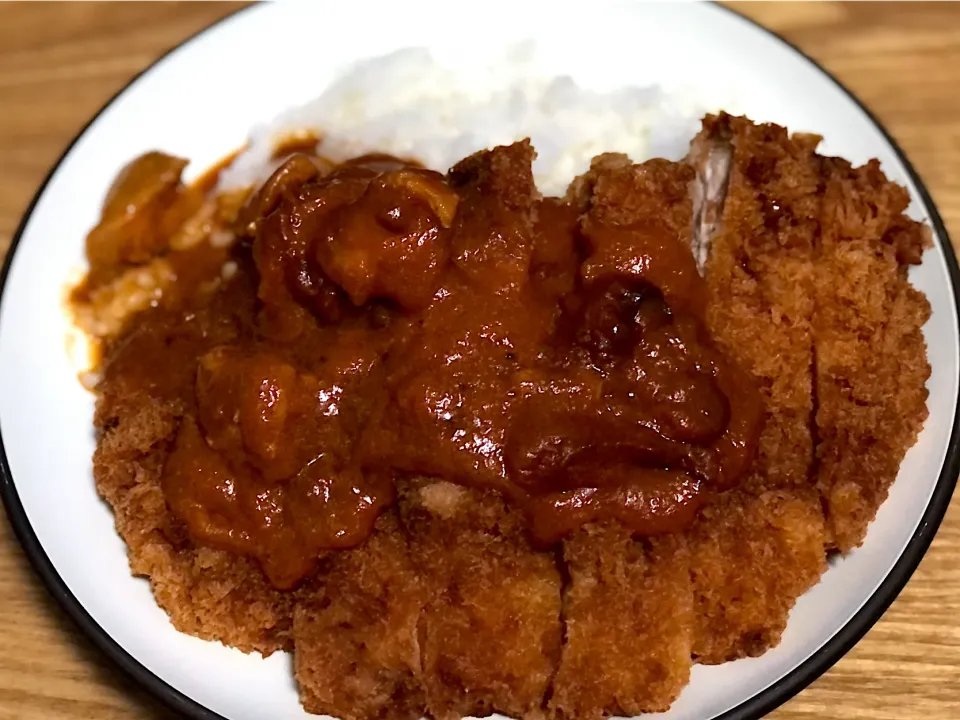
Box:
(0, 2, 958, 719)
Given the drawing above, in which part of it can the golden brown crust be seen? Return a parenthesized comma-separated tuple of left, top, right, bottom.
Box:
(93, 388, 294, 655)
(697, 113, 822, 492)
(90, 264, 296, 655)
(680, 114, 829, 663)
(398, 479, 562, 720)
(574, 155, 695, 231)
(550, 528, 693, 720)
(294, 512, 426, 720)
(448, 138, 540, 210)
(814, 157, 932, 550)
(541, 157, 700, 718)
(689, 489, 826, 663)
(86, 123, 932, 719)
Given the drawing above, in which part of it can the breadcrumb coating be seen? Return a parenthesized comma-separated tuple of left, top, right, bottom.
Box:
(695, 113, 821, 492)
(399, 479, 562, 720)
(689, 488, 826, 663)
(550, 528, 692, 719)
(549, 154, 697, 719)
(93, 268, 294, 655)
(814, 157, 931, 550)
(294, 511, 426, 720)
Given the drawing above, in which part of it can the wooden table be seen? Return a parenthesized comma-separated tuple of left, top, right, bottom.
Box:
(0, 2, 958, 718)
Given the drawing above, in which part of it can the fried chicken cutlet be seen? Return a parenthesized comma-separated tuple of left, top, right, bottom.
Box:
(814, 157, 931, 550)
(379, 143, 562, 719)
(549, 527, 693, 719)
(550, 155, 698, 718)
(294, 511, 426, 720)
(399, 481, 562, 720)
(691, 113, 822, 492)
(686, 114, 828, 662)
(686, 113, 930, 658)
(93, 263, 294, 654)
(688, 488, 825, 662)
(83, 112, 932, 720)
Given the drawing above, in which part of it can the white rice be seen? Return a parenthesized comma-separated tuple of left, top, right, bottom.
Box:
(218, 44, 732, 197)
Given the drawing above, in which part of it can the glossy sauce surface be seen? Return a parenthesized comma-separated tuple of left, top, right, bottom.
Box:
(85, 144, 762, 589)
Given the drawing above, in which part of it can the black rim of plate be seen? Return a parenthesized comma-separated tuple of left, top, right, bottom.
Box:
(1, 4, 958, 720)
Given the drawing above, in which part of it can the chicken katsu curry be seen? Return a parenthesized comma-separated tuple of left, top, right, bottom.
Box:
(71, 111, 931, 720)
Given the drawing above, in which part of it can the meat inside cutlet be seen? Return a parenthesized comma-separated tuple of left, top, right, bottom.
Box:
(92, 266, 293, 654)
(294, 511, 426, 720)
(814, 157, 931, 551)
(549, 527, 693, 719)
(550, 157, 696, 719)
(685, 114, 828, 662)
(398, 480, 562, 720)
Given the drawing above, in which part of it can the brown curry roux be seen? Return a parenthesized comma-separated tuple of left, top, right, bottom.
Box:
(83, 143, 762, 589)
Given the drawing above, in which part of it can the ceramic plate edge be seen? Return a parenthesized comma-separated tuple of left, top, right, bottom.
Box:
(0, 4, 957, 720)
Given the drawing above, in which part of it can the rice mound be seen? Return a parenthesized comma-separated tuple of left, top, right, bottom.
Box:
(218, 44, 730, 197)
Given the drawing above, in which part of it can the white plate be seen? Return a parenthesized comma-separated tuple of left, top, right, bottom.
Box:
(1, 3, 958, 720)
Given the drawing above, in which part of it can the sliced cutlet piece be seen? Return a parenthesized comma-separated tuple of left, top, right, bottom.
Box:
(293, 511, 426, 720)
(93, 273, 294, 655)
(813, 157, 931, 550)
(95, 415, 295, 655)
(550, 157, 696, 719)
(688, 488, 826, 663)
(399, 479, 562, 720)
(567, 152, 693, 233)
(686, 114, 829, 661)
(690, 113, 822, 492)
(388, 141, 561, 720)
(566, 153, 696, 298)
(549, 527, 693, 719)
(365, 140, 546, 488)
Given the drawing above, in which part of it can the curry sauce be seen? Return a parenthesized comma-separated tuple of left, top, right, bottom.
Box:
(79, 141, 762, 590)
